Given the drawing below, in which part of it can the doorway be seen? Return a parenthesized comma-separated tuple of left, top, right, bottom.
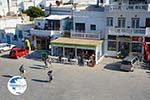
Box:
(118, 42, 130, 57)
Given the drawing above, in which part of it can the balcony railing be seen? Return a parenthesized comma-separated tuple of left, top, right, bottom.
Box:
(30, 28, 62, 37)
(107, 27, 146, 36)
(106, 4, 150, 12)
(71, 31, 102, 40)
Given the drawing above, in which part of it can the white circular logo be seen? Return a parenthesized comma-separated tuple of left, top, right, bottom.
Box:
(7, 76, 27, 95)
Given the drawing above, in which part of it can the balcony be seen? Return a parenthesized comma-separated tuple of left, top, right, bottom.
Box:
(107, 27, 146, 36)
(71, 31, 102, 40)
(106, 4, 150, 12)
(30, 28, 62, 37)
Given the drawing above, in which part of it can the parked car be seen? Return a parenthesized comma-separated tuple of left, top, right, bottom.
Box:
(9, 48, 29, 59)
(120, 56, 139, 72)
(0, 43, 16, 52)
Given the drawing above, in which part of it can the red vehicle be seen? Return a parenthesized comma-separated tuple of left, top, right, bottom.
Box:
(9, 48, 29, 58)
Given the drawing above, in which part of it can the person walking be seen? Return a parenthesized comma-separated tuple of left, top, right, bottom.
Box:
(19, 64, 26, 79)
(47, 55, 52, 69)
(41, 52, 48, 69)
(47, 70, 54, 83)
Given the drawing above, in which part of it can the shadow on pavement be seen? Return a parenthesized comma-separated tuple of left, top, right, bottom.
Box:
(30, 66, 43, 70)
(25, 50, 51, 61)
(1, 74, 13, 78)
(0, 54, 12, 59)
(33, 64, 46, 68)
(31, 79, 49, 83)
(104, 61, 124, 72)
(140, 61, 150, 70)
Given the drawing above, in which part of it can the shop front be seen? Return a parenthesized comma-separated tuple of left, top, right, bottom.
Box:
(106, 35, 143, 57)
(51, 37, 103, 65)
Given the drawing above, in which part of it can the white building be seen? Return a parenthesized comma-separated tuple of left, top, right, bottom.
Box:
(15, 22, 34, 47)
(0, 15, 30, 46)
(0, 0, 18, 16)
(30, 15, 71, 49)
(104, 0, 150, 57)
(0, 16, 23, 44)
(50, 3, 105, 64)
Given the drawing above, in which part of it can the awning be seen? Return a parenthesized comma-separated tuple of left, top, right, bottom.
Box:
(46, 15, 70, 20)
(51, 37, 103, 48)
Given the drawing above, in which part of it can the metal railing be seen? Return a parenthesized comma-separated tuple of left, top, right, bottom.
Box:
(106, 4, 149, 12)
(107, 27, 146, 35)
(71, 31, 102, 40)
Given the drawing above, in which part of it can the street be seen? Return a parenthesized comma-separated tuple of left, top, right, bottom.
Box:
(0, 51, 150, 100)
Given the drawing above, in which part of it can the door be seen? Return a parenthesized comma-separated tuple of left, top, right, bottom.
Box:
(6, 35, 11, 44)
(118, 42, 130, 57)
(146, 18, 150, 27)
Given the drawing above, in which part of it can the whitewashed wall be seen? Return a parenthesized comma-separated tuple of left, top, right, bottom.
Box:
(73, 10, 106, 34)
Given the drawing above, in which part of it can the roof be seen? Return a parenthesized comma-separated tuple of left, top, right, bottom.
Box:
(46, 15, 70, 20)
(75, 4, 104, 12)
(51, 37, 103, 48)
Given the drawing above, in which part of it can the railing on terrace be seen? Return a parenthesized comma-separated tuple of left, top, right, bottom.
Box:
(71, 31, 102, 40)
(106, 4, 149, 11)
(30, 28, 62, 36)
(108, 28, 146, 35)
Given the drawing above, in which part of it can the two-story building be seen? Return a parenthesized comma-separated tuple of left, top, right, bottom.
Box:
(51, 4, 105, 64)
(30, 14, 71, 49)
(104, 0, 150, 57)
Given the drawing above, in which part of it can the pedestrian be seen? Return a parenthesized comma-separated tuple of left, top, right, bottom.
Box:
(47, 70, 54, 82)
(19, 64, 26, 79)
(41, 53, 48, 69)
(47, 56, 52, 68)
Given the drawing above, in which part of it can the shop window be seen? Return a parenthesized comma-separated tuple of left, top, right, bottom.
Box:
(145, 37, 150, 42)
(132, 43, 142, 53)
(132, 36, 143, 42)
(90, 24, 96, 31)
(108, 35, 116, 40)
(108, 41, 117, 51)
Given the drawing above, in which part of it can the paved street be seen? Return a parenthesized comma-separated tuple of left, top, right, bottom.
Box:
(0, 51, 150, 100)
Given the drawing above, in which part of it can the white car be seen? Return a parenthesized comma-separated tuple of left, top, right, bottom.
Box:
(0, 43, 16, 52)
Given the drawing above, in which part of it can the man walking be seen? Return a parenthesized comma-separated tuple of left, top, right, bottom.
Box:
(47, 70, 54, 82)
(19, 64, 26, 79)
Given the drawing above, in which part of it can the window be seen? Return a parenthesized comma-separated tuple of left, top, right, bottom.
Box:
(1, 33, 5, 39)
(75, 23, 85, 32)
(131, 18, 140, 28)
(108, 35, 116, 40)
(107, 17, 113, 26)
(132, 43, 142, 53)
(108, 41, 117, 51)
(38, 22, 41, 26)
(90, 24, 96, 30)
(13, 35, 18, 41)
(0, 2, 2, 6)
(118, 18, 126, 28)
(47, 20, 60, 30)
(18, 30, 23, 39)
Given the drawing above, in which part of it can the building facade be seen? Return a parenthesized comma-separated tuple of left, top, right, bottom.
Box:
(30, 15, 71, 49)
(104, 0, 150, 57)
